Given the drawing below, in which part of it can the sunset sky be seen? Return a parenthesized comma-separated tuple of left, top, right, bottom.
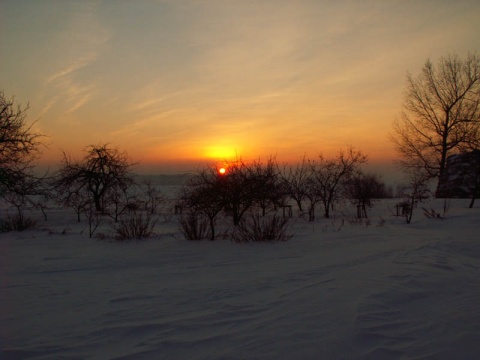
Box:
(1, 0, 479, 174)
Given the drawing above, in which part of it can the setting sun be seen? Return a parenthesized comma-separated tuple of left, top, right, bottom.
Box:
(218, 167, 226, 175)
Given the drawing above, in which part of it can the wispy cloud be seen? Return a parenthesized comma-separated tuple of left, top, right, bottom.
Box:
(47, 54, 97, 85)
(43, 1, 110, 114)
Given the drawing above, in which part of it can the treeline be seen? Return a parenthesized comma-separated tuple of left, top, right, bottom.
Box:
(1, 137, 392, 241)
(177, 148, 390, 242)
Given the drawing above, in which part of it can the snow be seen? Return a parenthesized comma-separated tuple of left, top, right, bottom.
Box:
(1, 194, 480, 360)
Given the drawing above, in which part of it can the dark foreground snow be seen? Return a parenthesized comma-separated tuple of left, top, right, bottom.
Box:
(1, 199, 480, 359)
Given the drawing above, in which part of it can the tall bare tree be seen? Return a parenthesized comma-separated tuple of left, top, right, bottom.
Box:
(392, 52, 480, 179)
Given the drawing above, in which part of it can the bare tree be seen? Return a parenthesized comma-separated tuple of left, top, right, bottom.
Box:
(311, 147, 367, 218)
(2, 171, 44, 228)
(178, 158, 284, 240)
(215, 158, 281, 226)
(401, 170, 431, 224)
(105, 183, 140, 223)
(302, 173, 322, 222)
(141, 179, 166, 215)
(84, 199, 102, 238)
(278, 155, 310, 212)
(249, 157, 284, 216)
(178, 166, 225, 240)
(53, 171, 89, 222)
(392, 52, 480, 180)
(0, 92, 43, 179)
(54, 144, 135, 213)
(345, 172, 386, 218)
(0, 91, 45, 227)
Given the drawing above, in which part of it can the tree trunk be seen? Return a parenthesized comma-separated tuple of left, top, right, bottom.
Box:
(308, 202, 315, 221)
(296, 199, 303, 212)
(469, 196, 475, 209)
(93, 195, 102, 212)
(406, 196, 415, 224)
(209, 217, 215, 240)
(233, 208, 241, 226)
(439, 119, 449, 179)
(323, 200, 330, 218)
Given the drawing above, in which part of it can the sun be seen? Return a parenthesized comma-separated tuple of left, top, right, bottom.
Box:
(218, 167, 226, 175)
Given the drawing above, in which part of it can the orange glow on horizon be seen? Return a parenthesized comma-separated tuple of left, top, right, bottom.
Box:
(203, 145, 239, 160)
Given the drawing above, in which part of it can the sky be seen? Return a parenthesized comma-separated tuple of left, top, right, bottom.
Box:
(1, 0, 479, 174)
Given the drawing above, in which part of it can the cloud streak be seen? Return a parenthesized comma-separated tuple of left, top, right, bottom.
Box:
(42, 1, 110, 114)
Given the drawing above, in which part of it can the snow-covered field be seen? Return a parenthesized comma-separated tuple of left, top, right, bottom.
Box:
(1, 191, 480, 359)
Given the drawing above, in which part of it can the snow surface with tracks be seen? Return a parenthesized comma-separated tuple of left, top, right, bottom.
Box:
(1, 194, 480, 359)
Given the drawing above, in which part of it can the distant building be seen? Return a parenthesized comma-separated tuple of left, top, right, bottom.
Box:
(436, 150, 480, 198)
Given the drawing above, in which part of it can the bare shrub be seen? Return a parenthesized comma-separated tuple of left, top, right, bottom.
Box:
(422, 208, 443, 219)
(402, 170, 431, 224)
(233, 213, 292, 243)
(0, 213, 36, 232)
(112, 210, 157, 240)
(442, 198, 452, 216)
(179, 209, 211, 240)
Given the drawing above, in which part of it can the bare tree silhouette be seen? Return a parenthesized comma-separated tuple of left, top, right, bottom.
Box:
(55, 144, 135, 213)
(0, 91, 43, 191)
(178, 158, 285, 240)
(345, 172, 386, 218)
(392, 52, 480, 180)
(0, 91, 45, 228)
(310, 147, 367, 218)
(278, 155, 310, 212)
